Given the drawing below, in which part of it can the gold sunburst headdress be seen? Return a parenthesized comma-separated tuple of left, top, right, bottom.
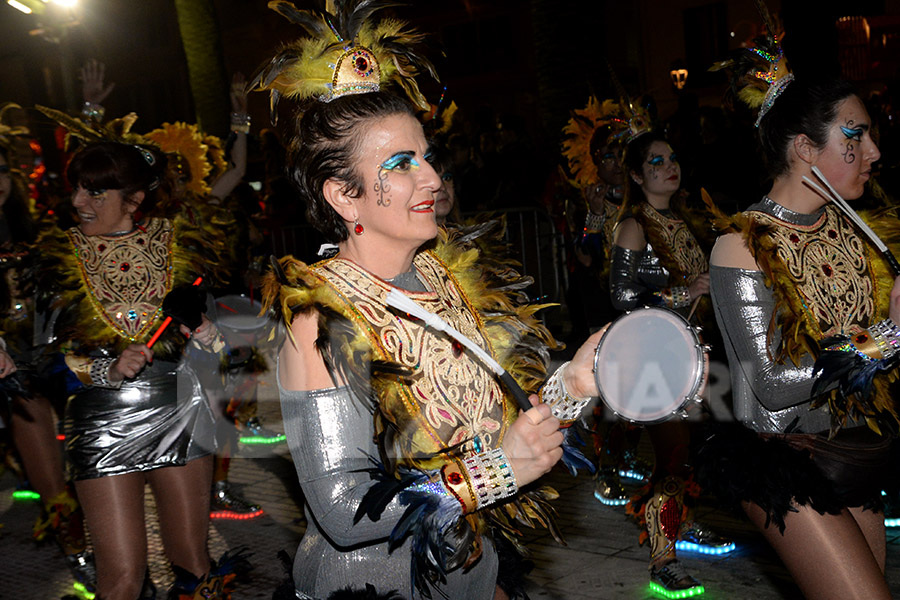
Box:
(251, 0, 438, 120)
(145, 122, 227, 196)
(710, 0, 792, 127)
(561, 97, 624, 189)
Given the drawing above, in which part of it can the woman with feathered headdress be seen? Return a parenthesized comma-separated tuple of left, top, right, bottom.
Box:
(701, 4, 900, 597)
(253, 1, 608, 598)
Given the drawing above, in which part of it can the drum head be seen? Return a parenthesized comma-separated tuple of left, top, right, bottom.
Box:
(593, 306, 702, 423)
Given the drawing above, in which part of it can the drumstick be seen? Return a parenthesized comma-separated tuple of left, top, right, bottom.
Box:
(147, 277, 204, 349)
(686, 295, 702, 323)
(385, 289, 534, 412)
(803, 167, 900, 276)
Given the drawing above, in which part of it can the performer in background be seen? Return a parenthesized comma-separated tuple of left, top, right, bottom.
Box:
(0, 107, 96, 592)
(561, 97, 648, 507)
(609, 116, 731, 595)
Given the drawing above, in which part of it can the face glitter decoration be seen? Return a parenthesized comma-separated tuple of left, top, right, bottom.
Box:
(352, 114, 441, 248)
(840, 123, 863, 164)
(375, 152, 422, 207)
(811, 96, 880, 202)
(634, 141, 681, 200)
(72, 186, 137, 237)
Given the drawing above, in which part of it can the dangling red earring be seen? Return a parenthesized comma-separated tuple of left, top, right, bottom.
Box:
(354, 219, 364, 235)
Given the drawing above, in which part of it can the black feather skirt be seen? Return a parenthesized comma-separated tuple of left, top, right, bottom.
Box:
(694, 423, 897, 533)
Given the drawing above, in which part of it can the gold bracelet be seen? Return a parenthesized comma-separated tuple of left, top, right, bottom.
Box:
(441, 461, 477, 514)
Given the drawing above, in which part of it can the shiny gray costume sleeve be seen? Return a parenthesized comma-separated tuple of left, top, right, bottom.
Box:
(609, 245, 669, 311)
(710, 265, 832, 433)
(280, 384, 407, 546)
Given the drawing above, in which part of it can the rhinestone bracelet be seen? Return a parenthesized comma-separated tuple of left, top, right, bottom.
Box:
(868, 319, 900, 361)
(462, 448, 517, 510)
(81, 101, 105, 122)
(230, 112, 251, 134)
(89, 357, 122, 389)
(540, 361, 592, 425)
(670, 286, 690, 309)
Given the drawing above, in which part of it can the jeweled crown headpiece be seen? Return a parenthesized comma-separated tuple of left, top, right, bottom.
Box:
(561, 97, 625, 189)
(251, 0, 438, 122)
(604, 62, 652, 145)
(710, 0, 792, 127)
(615, 101, 653, 144)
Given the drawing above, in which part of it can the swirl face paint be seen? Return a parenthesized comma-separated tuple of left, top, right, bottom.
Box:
(810, 96, 880, 202)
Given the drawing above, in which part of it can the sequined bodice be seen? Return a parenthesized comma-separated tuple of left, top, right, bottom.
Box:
(640, 204, 708, 282)
(67, 218, 172, 341)
(749, 202, 873, 336)
(312, 251, 510, 455)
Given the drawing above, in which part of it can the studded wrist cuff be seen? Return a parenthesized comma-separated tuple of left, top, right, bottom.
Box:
(462, 448, 517, 510)
(868, 319, 900, 361)
(670, 286, 690, 309)
(540, 361, 592, 425)
(90, 357, 122, 389)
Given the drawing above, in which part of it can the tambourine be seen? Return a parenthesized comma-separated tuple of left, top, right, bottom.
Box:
(592, 305, 708, 423)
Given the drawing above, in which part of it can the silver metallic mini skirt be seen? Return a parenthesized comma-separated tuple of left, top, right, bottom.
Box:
(64, 359, 216, 480)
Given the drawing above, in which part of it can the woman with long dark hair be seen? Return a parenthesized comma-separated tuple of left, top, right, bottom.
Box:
(607, 125, 732, 596)
(707, 72, 898, 599)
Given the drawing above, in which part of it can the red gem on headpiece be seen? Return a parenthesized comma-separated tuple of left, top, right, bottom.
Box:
(355, 56, 369, 72)
(447, 472, 463, 485)
(451, 340, 463, 359)
(120, 263, 130, 272)
(822, 264, 833, 277)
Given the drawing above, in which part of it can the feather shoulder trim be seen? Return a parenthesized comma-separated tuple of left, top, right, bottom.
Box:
(35, 216, 226, 359)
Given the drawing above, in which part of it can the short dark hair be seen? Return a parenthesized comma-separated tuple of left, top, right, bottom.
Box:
(758, 78, 857, 178)
(287, 92, 417, 243)
(66, 141, 167, 214)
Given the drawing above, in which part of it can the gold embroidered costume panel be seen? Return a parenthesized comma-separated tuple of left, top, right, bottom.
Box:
(640, 204, 708, 281)
(313, 251, 509, 455)
(750, 206, 873, 336)
(67, 218, 173, 341)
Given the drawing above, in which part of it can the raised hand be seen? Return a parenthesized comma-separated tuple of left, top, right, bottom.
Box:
(80, 59, 116, 105)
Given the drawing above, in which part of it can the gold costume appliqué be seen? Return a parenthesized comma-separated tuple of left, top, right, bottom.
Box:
(640, 204, 708, 281)
(67, 219, 173, 341)
(752, 206, 873, 336)
(314, 251, 507, 452)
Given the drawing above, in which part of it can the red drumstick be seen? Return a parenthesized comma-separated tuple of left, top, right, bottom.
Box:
(147, 277, 203, 349)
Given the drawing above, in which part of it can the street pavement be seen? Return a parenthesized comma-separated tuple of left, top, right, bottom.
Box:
(2, 364, 899, 599)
